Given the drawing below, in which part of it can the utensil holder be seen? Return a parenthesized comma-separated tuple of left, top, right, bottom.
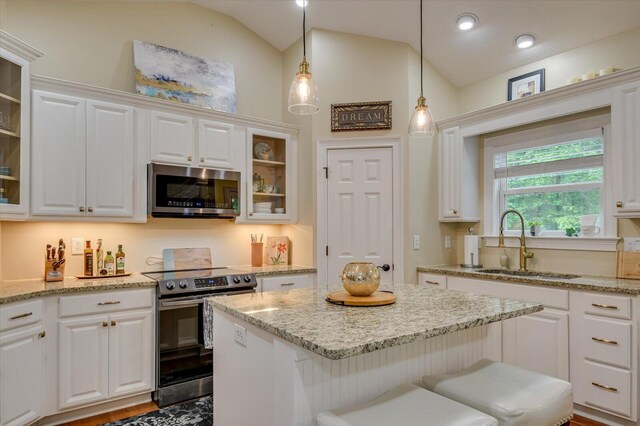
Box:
(251, 243, 263, 267)
(45, 259, 65, 282)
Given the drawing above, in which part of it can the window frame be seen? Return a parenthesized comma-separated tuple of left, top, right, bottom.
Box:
(483, 114, 614, 241)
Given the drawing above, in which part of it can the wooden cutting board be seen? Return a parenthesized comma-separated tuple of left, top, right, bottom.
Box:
(163, 248, 212, 271)
(326, 290, 396, 307)
(617, 251, 640, 280)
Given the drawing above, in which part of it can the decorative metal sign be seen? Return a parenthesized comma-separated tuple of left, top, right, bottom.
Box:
(331, 101, 392, 132)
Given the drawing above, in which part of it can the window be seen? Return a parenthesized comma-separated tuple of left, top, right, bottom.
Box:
(485, 115, 611, 238)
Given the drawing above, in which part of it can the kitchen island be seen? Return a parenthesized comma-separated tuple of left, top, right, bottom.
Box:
(206, 284, 542, 426)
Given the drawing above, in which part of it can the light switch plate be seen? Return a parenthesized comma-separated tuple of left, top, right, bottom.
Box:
(624, 237, 640, 252)
(444, 235, 451, 249)
(413, 235, 420, 250)
(71, 238, 84, 255)
(234, 323, 247, 346)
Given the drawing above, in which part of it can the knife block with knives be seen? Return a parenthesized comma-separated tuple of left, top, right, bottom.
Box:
(45, 239, 66, 282)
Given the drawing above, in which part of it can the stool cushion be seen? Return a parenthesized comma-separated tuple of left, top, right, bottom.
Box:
(317, 383, 498, 426)
(422, 359, 573, 426)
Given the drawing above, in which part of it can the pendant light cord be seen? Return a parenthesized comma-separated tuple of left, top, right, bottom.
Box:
(303, 3, 306, 58)
(420, 0, 423, 97)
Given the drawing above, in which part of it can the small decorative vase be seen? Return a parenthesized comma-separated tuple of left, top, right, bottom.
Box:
(499, 250, 510, 269)
(341, 262, 380, 297)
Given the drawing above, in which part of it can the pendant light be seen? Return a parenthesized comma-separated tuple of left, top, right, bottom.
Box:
(409, 0, 435, 136)
(288, 1, 319, 115)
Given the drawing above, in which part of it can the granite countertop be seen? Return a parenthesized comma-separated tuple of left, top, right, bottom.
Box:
(204, 284, 542, 360)
(231, 264, 317, 277)
(0, 274, 157, 305)
(418, 265, 640, 295)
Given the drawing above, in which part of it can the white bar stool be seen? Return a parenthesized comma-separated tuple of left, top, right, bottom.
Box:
(317, 383, 499, 426)
(422, 359, 573, 426)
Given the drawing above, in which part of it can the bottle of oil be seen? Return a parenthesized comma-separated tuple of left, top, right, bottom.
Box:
(96, 239, 106, 275)
(83, 240, 93, 276)
(115, 245, 125, 275)
(105, 251, 115, 275)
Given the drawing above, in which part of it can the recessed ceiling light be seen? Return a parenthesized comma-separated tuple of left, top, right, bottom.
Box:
(515, 34, 535, 49)
(295, 0, 308, 7)
(455, 13, 478, 31)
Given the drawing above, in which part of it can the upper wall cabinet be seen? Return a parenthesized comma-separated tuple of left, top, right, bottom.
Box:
(31, 90, 140, 221)
(438, 126, 479, 222)
(0, 30, 43, 221)
(611, 81, 640, 217)
(150, 111, 237, 170)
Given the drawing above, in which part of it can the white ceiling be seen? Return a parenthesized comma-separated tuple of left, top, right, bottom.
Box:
(190, 0, 640, 87)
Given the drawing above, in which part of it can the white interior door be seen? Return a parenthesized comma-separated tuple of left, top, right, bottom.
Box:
(326, 147, 394, 290)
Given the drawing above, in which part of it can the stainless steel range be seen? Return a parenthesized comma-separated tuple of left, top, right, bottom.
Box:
(144, 267, 257, 407)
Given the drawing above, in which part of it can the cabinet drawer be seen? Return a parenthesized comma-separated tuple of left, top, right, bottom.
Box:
(59, 289, 154, 318)
(261, 275, 313, 292)
(582, 360, 632, 417)
(418, 273, 446, 288)
(583, 317, 632, 369)
(583, 293, 631, 319)
(0, 299, 43, 332)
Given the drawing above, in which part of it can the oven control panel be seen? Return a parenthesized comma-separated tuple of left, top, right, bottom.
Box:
(195, 276, 228, 288)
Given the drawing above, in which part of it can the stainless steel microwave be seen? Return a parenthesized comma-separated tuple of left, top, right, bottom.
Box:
(148, 163, 241, 218)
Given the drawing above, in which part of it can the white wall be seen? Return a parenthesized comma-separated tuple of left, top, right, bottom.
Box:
(458, 27, 640, 113)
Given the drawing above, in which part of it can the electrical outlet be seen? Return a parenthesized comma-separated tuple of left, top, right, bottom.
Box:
(624, 237, 640, 252)
(413, 235, 420, 250)
(444, 235, 451, 249)
(234, 323, 247, 346)
(71, 238, 84, 255)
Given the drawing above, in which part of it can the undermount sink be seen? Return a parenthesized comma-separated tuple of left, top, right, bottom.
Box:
(477, 269, 580, 280)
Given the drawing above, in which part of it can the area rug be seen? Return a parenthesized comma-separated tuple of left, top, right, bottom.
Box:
(103, 396, 212, 426)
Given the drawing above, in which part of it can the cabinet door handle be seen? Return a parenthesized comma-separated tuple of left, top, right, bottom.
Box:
(88, 207, 94, 213)
(102, 321, 108, 327)
(79, 206, 85, 212)
(97, 301, 121, 306)
(616, 201, 623, 208)
(111, 320, 117, 326)
(591, 303, 618, 310)
(424, 280, 440, 286)
(38, 331, 46, 338)
(187, 155, 193, 161)
(10, 312, 33, 320)
(591, 382, 618, 392)
(200, 157, 204, 162)
(453, 209, 458, 215)
(592, 337, 618, 345)
(280, 282, 295, 287)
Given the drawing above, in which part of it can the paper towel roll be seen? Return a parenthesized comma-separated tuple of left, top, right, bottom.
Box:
(464, 235, 481, 267)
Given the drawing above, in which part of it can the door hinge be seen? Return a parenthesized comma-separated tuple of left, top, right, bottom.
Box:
(325, 246, 329, 256)
(323, 167, 328, 179)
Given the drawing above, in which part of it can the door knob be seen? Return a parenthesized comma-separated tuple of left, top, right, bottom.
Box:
(377, 264, 391, 272)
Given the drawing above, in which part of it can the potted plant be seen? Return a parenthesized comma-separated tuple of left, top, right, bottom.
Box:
(528, 221, 542, 236)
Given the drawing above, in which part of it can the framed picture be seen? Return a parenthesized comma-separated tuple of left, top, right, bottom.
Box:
(507, 69, 545, 101)
(331, 101, 392, 132)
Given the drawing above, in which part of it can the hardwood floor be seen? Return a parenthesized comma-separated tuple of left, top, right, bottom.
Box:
(59, 401, 158, 426)
(61, 402, 607, 426)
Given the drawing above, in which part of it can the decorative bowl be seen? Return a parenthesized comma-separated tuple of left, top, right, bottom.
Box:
(341, 262, 380, 297)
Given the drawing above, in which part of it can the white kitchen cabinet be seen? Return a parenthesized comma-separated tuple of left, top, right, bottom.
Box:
(150, 110, 194, 166)
(0, 31, 42, 220)
(502, 308, 569, 380)
(31, 91, 137, 219)
(58, 314, 110, 409)
(0, 323, 44, 426)
(243, 128, 297, 223)
(612, 81, 640, 217)
(197, 118, 235, 169)
(260, 274, 313, 292)
(438, 127, 479, 222)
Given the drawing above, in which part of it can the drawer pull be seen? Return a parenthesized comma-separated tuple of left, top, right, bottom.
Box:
(591, 382, 618, 393)
(102, 322, 108, 327)
(424, 280, 440, 286)
(591, 303, 618, 310)
(10, 312, 33, 320)
(97, 301, 121, 306)
(38, 331, 46, 338)
(281, 283, 295, 286)
(592, 337, 618, 345)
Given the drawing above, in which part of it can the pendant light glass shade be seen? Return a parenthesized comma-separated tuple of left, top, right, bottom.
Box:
(409, 96, 435, 136)
(409, 0, 435, 137)
(288, 2, 319, 115)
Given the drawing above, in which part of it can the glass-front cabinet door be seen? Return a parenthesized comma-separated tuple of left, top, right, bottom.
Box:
(245, 128, 297, 223)
(0, 30, 42, 220)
